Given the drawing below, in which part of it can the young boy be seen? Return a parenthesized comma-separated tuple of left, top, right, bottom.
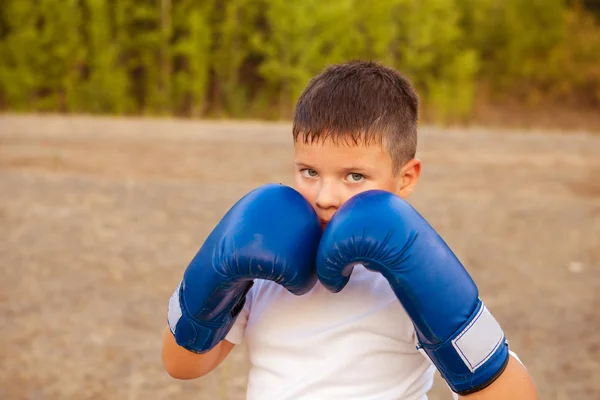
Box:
(162, 61, 538, 399)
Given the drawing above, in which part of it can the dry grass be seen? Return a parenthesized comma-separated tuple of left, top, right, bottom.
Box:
(1, 114, 599, 399)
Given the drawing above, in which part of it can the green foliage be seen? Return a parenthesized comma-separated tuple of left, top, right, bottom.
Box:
(0, 0, 84, 111)
(458, 0, 567, 102)
(211, 0, 257, 116)
(395, 0, 479, 123)
(251, 0, 359, 117)
(170, 0, 214, 117)
(552, 4, 600, 105)
(0, 0, 598, 120)
(77, 0, 130, 114)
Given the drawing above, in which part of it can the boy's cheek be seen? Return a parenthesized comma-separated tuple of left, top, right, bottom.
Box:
(345, 181, 384, 201)
(292, 178, 316, 207)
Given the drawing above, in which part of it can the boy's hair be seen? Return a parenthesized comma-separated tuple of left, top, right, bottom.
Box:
(292, 60, 419, 174)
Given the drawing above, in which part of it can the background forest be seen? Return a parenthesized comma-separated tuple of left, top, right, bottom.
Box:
(1, 0, 599, 126)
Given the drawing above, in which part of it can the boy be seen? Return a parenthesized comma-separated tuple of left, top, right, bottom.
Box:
(162, 61, 538, 399)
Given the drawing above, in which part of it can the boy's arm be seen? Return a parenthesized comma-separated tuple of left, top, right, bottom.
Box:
(162, 266, 252, 380)
(459, 353, 538, 399)
(161, 326, 235, 380)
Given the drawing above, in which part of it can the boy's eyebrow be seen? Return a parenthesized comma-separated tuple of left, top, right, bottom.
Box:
(294, 162, 313, 168)
(295, 161, 372, 173)
(340, 166, 372, 174)
(342, 166, 372, 175)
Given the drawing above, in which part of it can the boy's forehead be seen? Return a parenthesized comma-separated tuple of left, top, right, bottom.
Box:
(294, 137, 391, 168)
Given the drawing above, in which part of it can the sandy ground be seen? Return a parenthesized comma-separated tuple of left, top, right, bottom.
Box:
(0, 113, 599, 400)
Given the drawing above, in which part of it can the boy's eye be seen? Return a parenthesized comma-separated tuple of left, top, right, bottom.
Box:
(301, 169, 318, 178)
(347, 173, 364, 183)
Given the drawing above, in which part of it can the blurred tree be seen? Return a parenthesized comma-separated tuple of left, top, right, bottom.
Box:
(575, 0, 600, 18)
(0, 0, 83, 111)
(76, 0, 131, 114)
(251, 0, 362, 118)
(210, 0, 260, 117)
(0, 0, 598, 122)
(457, 0, 567, 105)
(552, 3, 600, 106)
(171, 0, 214, 117)
(397, 0, 479, 123)
(159, 0, 172, 114)
(120, 0, 163, 114)
(0, 1, 39, 110)
(251, 0, 321, 117)
(352, 0, 402, 66)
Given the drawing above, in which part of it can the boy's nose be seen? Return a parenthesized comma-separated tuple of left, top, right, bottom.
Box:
(315, 181, 341, 211)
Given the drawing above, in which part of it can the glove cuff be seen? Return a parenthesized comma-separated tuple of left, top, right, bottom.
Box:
(167, 281, 239, 353)
(418, 302, 510, 395)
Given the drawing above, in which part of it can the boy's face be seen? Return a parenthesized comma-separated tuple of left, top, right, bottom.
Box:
(293, 137, 421, 230)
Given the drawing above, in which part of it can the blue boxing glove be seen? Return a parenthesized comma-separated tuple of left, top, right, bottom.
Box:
(316, 190, 509, 396)
(168, 184, 321, 353)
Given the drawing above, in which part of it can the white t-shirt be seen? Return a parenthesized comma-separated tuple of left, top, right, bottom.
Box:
(225, 265, 459, 400)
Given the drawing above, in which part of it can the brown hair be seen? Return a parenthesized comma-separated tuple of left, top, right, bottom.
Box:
(292, 60, 419, 174)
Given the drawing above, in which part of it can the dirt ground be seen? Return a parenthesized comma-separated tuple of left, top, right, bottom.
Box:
(1, 113, 599, 400)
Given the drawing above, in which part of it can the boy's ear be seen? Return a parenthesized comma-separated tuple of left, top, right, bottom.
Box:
(397, 158, 422, 198)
